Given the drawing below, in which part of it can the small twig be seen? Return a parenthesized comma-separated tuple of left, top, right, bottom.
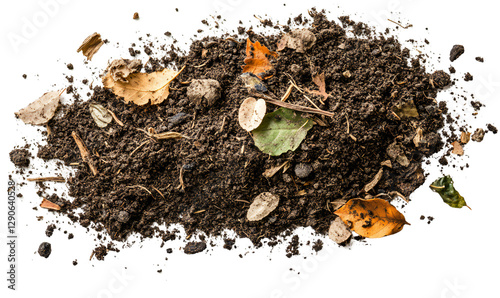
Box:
(345, 114, 350, 134)
(107, 109, 124, 126)
(387, 19, 413, 29)
(250, 91, 334, 117)
(89, 251, 95, 261)
(179, 168, 185, 190)
(194, 210, 206, 214)
(225, 37, 239, 44)
(281, 84, 294, 102)
(235, 199, 250, 204)
(152, 186, 165, 199)
(27, 177, 65, 183)
(219, 116, 226, 133)
(72, 131, 98, 176)
(429, 185, 445, 190)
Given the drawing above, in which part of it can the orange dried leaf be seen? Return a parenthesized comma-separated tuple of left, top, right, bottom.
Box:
(334, 198, 409, 238)
(40, 198, 61, 211)
(242, 39, 278, 80)
(310, 73, 329, 102)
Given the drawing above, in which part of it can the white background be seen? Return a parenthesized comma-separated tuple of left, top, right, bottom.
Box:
(1, 0, 500, 297)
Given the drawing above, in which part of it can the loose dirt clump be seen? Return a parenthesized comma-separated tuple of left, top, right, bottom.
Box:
(14, 9, 489, 257)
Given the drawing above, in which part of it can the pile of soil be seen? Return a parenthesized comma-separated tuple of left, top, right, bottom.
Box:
(16, 10, 472, 254)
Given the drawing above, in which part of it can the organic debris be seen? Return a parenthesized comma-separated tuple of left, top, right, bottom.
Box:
(252, 108, 314, 156)
(328, 217, 352, 244)
(277, 28, 316, 53)
(451, 141, 464, 156)
(246, 192, 280, 221)
(334, 198, 409, 238)
(89, 103, 113, 128)
(102, 65, 185, 105)
(105, 59, 142, 83)
(15, 89, 63, 125)
(430, 176, 469, 209)
(40, 198, 61, 211)
(77, 32, 104, 61)
(242, 38, 278, 79)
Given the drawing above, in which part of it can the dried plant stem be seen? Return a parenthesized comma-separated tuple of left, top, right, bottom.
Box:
(251, 90, 334, 117)
(27, 177, 65, 182)
(107, 109, 124, 126)
(72, 131, 98, 176)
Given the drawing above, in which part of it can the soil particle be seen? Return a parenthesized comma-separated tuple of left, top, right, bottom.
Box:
(487, 124, 498, 134)
(9, 149, 31, 167)
(45, 224, 56, 237)
(73, 260, 78, 266)
(312, 239, 323, 252)
(464, 72, 473, 82)
(223, 238, 235, 250)
(286, 235, 300, 258)
(449, 66, 456, 74)
(67, 63, 74, 70)
(471, 128, 485, 142)
(38, 242, 52, 258)
(431, 70, 451, 88)
(93, 245, 108, 261)
(449, 45, 464, 62)
(183, 241, 207, 254)
(475, 57, 484, 62)
(133, 12, 139, 20)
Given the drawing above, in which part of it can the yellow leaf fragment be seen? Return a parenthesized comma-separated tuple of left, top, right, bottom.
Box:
(102, 66, 185, 106)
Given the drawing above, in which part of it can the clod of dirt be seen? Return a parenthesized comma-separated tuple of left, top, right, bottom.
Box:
(431, 70, 451, 88)
(471, 128, 485, 142)
(277, 28, 317, 53)
(105, 59, 142, 83)
(186, 79, 221, 107)
(45, 224, 56, 237)
(38, 242, 52, 258)
(247, 192, 280, 221)
(183, 241, 207, 254)
(328, 217, 351, 245)
(133, 12, 139, 20)
(475, 57, 484, 62)
(294, 163, 313, 179)
(487, 124, 498, 134)
(117, 211, 131, 223)
(9, 149, 31, 167)
(464, 72, 473, 82)
(386, 142, 410, 167)
(450, 44, 465, 62)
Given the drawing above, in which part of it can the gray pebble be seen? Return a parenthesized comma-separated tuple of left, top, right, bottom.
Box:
(295, 163, 313, 179)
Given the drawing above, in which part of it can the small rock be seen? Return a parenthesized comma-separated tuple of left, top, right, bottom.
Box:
(240, 73, 267, 92)
(133, 12, 139, 20)
(449, 45, 465, 62)
(38, 242, 52, 258)
(67, 63, 74, 70)
(183, 241, 207, 254)
(117, 211, 130, 223)
(168, 112, 191, 129)
(294, 163, 313, 179)
(187, 79, 221, 108)
(182, 162, 197, 172)
(475, 56, 484, 63)
(487, 124, 498, 134)
(431, 70, 451, 88)
(328, 217, 352, 245)
(45, 224, 56, 237)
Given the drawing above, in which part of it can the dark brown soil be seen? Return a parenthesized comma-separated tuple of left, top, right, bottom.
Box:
(19, 10, 465, 254)
(450, 45, 464, 62)
(10, 149, 31, 167)
(38, 242, 52, 258)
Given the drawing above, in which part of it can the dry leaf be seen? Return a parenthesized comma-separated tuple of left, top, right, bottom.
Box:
(309, 72, 329, 102)
(363, 168, 384, 193)
(277, 29, 316, 53)
(247, 192, 279, 221)
(77, 32, 104, 61)
(460, 131, 471, 144)
(40, 198, 61, 211)
(102, 66, 185, 106)
(262, 161, 289, 178)
(329, 199, 347, 211)
(334, 198, 409, 238)
(413, 127, 423, 147)
(328, 217, 352, 244)
(451, 141, 464, 156)
(380, 160, 392, 168)
(238, 97, 267, 131)
(15, 89, 63, 125)
(393, 99, 419, 119)
(89, 103, 113, 128)
(105, 59, 142, 83)
(242, 39, 278, 80)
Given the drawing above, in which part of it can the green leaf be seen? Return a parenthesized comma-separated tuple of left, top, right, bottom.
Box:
(430, 175, 469, 209)
(89, 103, 112, 128)
(252, 108, 314, 156)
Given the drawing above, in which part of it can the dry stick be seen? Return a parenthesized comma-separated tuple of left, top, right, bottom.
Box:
(130, 140, 150, 157)
(107, 109, 124, 126)
(27, 177, 65, 182)
(179, 168, 185, 190)
(387, 19, 413, 29)
(250, 91, 334, 117)
(128, 185, 154, 198)
(71, 131, 98, 176)
(152, 186, 165, 199)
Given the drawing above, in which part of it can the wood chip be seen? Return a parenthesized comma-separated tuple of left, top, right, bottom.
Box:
(40, 198, 61, 211)
(77, 32, 104, 61)
(27, 177, 65, 182)
(413, 127, 423, 147)
(72, 131, 98, 176)
(460, 131, 471, 144)
(247, 192, 279, 221)
(262, 161, 289, 178)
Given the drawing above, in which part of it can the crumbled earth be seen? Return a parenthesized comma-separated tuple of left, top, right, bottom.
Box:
(449, 44, 464, 62)
(38, 242, 52, 258)
(13, 10, 491, 256)
(10, 149, 31, 167)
